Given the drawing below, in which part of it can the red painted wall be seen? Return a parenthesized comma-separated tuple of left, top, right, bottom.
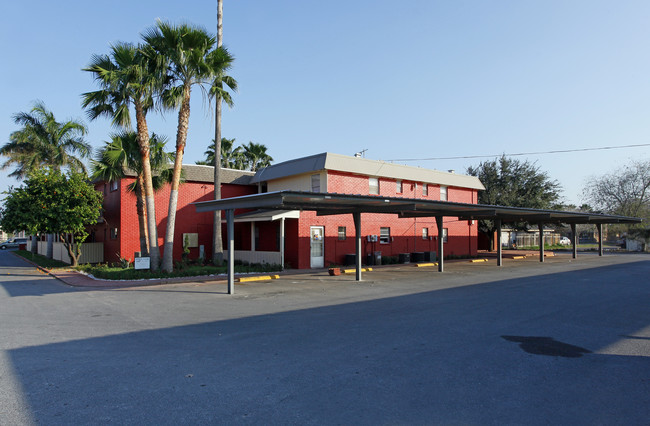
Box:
(282, 171, 480, 269)
(94, 178, 255, 264)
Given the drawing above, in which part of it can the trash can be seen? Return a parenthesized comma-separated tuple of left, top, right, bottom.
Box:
(424, 251, 437, 262)
(411, 252, 425, 262)
(366, 253, 375, 266)
(345, 254, 356, 266)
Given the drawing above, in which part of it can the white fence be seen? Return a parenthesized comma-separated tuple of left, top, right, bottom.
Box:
(223, 250, 282, 265)
(38, 241, 104, 264)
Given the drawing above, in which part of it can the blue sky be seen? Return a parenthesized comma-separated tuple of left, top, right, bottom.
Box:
(1, 0, 649, 205)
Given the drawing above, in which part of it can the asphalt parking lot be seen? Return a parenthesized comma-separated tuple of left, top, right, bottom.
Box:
(1, 250, 649, 425)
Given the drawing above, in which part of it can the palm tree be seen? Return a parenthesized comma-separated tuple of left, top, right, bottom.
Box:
(1, 101, 91, 177)
(242, 141, 273, 171)
(91, 131, 173, 256)
(1, 101, 91, 256)
(82, 42, 164, 270)
(142, 20, 234, 272)
(197, 137, 244, 169)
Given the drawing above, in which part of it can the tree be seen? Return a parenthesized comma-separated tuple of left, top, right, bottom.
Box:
(82, 42, 164, 270)
(466, 156, 562, 250)
(211, 0, 239, 265)
(142, 21, 234, 272)
(1, 101, 91, 178)
(197, 137, 244, 169)
(241, 141, 273, 171)
(0, 169, 103, 266)
(584, 159, 650, 239)
(91, 131, 173, 256)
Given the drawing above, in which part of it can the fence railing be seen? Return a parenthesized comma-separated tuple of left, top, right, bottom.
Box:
(37, 241, 104, 264)
(223, 250, 282, 265)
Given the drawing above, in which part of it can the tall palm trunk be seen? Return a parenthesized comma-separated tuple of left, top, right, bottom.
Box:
(162, 84, 191, 272)
(212, 0, 224, 265)
(134, 101, 161, 269)
(135, 174, 149, 256)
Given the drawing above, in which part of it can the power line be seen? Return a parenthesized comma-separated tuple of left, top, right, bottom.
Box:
(387, 143, 650, 162)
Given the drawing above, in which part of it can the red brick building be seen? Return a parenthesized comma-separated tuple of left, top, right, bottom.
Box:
(92, 153, 485, 268)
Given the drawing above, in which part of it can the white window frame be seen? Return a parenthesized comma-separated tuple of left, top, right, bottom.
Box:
(440, 185, 448, 201)
(422, 183, 428, 196)
(380, 227, 391, 244)
(422, 227, 429, 240)
(396, 180, 402, 193)
(369, 177, 379, 195)
(338, 226, 346, 241)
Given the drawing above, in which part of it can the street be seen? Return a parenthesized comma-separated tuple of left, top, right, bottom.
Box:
(1, 250, 649, 425)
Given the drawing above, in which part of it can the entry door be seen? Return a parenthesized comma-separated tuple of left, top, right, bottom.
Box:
(310, 226, 324, 268)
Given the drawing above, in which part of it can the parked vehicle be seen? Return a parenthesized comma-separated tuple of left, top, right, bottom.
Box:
(559, 237, 571, 245)
(0, 237, 28, 250)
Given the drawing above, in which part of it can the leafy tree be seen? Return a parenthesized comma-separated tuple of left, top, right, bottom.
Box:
(1, 101, 91, 178)
(142, 20, 234, 272)
(91, 131, 173, 256)
(82, 42, 164, 270)
(584, 159, 650, 239)
(466, 155, 562, 249)
(0, 169, 103, 266)
(241, 141, 273, 171)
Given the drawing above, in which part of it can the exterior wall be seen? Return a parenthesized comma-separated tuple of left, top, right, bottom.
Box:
(93, 178, 256, 264)
(284, 171, 479, 269)
(267, 172, 327, 193)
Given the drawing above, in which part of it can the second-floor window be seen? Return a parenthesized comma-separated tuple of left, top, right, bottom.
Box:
(422, 183, 428, 196)
(440, 185, 448, 201)
(369, 177, 379, 195)
(396, 180, 402, 193)
(338, 226, 346, 241)
(311, 174, 320, 193)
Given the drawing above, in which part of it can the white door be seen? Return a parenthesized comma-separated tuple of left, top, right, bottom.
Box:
(310, 226, 324, 268)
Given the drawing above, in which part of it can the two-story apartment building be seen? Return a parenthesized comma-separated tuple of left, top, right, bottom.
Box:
(93, 152, 485, 268)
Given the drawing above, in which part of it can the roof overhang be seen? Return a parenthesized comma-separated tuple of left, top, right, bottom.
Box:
(195, 191, 642, 225)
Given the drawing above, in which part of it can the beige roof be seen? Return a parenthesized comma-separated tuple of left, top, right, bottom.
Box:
(252, 152, 485, 190)
(123, 164, 255, 185)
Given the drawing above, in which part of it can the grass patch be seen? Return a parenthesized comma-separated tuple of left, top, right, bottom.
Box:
(14, 250, 69, 269)
(75, 261, 282, 281)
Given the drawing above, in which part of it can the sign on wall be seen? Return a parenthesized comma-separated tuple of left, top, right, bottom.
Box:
(134, 257, 151, 270)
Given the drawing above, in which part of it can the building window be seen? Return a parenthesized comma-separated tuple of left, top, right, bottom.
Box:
(440, 185, 448, 201)
(422, 183, 428, 196)
(110, 228, 118, 240)
(442, 228, 448, 243)
(369, 177, 379, 195)
(338, 226, 346, 241)
(396, 180, 402, 193)
(311, 174, 320, 193)
(380, 227, 390, 244)
(110, 180, 118, 191)
(422, 228, 429, 239)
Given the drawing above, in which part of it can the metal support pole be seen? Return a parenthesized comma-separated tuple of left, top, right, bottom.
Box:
(496, 219, 502, 267)
(539, 222, 545, 263)
(571, 223, 577, 259)
(280, 217, 285, 270)
(226, 209, 235, 294)
(597, 223, 603, 256)
(353, 212, 362, 281)
(436, 216, 444, 272)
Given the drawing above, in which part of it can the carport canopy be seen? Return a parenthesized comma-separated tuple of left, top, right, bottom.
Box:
(195, 190, 642, 294)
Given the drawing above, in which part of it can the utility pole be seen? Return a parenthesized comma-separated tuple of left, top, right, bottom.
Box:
(212, 0, 224, 265)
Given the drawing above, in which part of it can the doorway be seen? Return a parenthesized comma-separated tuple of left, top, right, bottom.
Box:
(310, 226, 324, 268)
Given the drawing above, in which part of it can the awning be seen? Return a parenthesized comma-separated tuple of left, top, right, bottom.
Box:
(223, 209, 300, 223)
